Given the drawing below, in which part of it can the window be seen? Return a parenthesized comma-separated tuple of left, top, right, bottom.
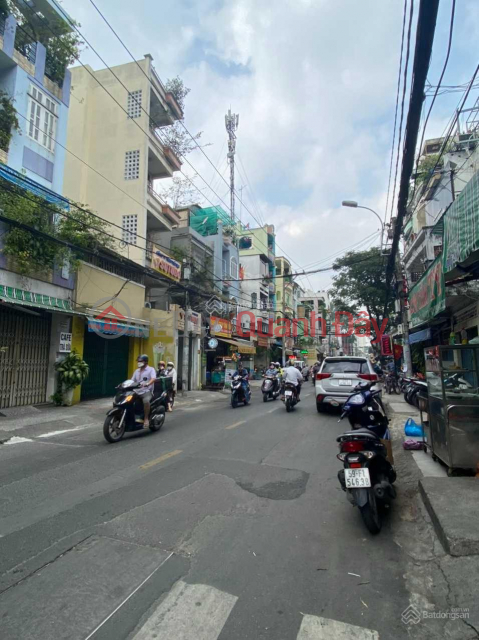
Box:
(122, 214, 138, 244)
(125, 150, 140, 180)
(230, 257, 238, 280)
(239, 236, 252, 250)
(322, 360, 368, 374)
(127, 90, 142, 118)
(222, 258, 227, 277)
(251, 292, 257, 309)
(27, 84, 57, 152)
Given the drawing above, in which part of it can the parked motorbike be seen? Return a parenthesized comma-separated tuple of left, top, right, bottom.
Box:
(103, 378, 168, 443)
(283, 381, 299, 412)
(231, 373, 251, 408)
(384, 372, 400, 395)
(262, 374, 280, 402)
(336, 381, 396, 534)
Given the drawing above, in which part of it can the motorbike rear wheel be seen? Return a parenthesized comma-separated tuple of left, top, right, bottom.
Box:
(231, 395, 238, 409)
(103, 414, 125, 443)
(359, 489, 381, 534)
(286, 398, 292, 412)
(263, 393, 268, 402)
(149, 408, 165, 432)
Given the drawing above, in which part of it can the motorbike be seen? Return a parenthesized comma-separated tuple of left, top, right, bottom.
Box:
(231, 373, 251, 408)
(103, 378, 168, 443)
(261, 374, 280, 402)
(283, 381, 299, 412)
(384, 372, 400, 395)
(336, 381, 396, 534)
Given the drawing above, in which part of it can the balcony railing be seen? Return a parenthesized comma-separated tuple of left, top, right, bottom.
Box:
(14, 24, 37, 64)
(0, 14, 6, 37)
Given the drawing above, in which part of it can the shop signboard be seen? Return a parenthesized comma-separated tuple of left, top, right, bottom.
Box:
(409, 255, 445, 328)
(210, 315, 232, 338)
(224, 363, 237, 387)
(381, 334, 392, 356)
(187, 310, 201, 335)
(257, 335, 269, 348)
(59, 332, 72, 353)
(151, 248, 181, 282)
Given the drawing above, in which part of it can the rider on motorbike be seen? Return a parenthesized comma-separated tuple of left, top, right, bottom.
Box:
(264, 362, 279, 392)
(237, 362, 250, 395)
(281, 362, 303, 401)
(132, 354, 156, 427)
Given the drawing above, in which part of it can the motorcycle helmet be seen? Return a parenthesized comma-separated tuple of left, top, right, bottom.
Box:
(137, 354, 149, 364)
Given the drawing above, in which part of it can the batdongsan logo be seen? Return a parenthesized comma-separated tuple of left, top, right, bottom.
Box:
(401, 605, 421, 625)
(205, 295, 225, 314)
(233, 310, 389, 343)
(401, 604, 469, 625)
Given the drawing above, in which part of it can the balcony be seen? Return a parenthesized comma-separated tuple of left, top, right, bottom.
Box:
(147, 185, 180, 231)
(403, 226, 439, 267)
(149, 64, 183, 124)
(148, 125, 182, 178)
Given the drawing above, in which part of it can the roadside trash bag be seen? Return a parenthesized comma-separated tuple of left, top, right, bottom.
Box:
(404, 417, 424, 437)
(403, 438, 424, 450)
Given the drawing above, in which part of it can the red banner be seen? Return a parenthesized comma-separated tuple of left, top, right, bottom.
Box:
(381, 334, 392, 356)
(393, 344, 403, 361)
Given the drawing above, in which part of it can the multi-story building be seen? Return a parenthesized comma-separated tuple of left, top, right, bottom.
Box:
(0, 1, 78, 408)
(63, 55, 183, 269)
(403, 135, 478, 288)
(238, 225, 275, 367)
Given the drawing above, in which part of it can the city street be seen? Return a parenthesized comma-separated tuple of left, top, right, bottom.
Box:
(0, 387, 414, 640)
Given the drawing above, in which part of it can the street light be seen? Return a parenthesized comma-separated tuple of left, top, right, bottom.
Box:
(341, 200, 384, 249)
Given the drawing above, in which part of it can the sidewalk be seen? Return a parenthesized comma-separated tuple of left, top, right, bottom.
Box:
(384, 391, 479, 637)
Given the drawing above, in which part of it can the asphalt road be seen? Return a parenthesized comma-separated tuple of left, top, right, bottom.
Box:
(0, 386, 413, 640)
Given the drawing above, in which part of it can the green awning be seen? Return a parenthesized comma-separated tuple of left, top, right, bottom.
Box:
(403, 219, 413, 237)
(0, 285, 76, 313)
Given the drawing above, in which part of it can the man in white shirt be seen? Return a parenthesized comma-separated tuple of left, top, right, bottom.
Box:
(132, 354, 156, 427)
(282, 363, 303, 401)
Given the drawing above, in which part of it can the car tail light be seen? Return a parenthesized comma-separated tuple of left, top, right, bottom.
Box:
(341, 440, 364, 453)
(349, 463, 362, 469)
(316, 373, 331, 380)
(358, 374, 378, 381)
(316, 394, 324, 402)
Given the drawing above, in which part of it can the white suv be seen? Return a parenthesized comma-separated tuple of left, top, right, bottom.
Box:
(315, 356, 380, 412)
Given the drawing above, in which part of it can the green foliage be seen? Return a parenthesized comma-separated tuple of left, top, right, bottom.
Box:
(50, 390, 64, 406)
(415, 153, 443, 187)
(165, 76, 190, 111)
(0, 90, 20, 152)
(329, 247, 394, 341)
(55, 351, 89, 390)
(8, 0, 83, 86)
(0, 178, 116, 274)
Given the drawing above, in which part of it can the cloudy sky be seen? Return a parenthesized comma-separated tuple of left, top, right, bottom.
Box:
(61, 0, 479, 291)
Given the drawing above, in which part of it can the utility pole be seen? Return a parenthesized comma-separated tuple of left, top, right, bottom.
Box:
(395, 254, 413, 374)
(225, 109, 239, 221)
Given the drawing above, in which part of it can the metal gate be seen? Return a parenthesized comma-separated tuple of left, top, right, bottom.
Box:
(0, 307, 51, 408)
(81, 330, 130, 400)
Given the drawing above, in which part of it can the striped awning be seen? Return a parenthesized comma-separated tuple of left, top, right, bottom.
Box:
(0, 285, 78, 314)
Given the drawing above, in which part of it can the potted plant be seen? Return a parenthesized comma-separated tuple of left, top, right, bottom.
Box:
(54, 351, 89, 406)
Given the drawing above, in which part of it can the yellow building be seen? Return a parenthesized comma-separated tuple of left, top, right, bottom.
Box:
(63, 54, 183, 268)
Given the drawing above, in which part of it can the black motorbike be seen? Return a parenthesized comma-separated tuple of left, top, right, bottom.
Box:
(283, 381, 299, 412)
(261, 374, 280, 402)
(103, 378, 169, 443)
(336, 381, 396, 534)
(384, 372, 400, 395)
(231, 373, 251, 408)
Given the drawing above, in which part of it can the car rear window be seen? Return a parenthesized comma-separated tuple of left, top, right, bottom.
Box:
(322, 360, 369, 374)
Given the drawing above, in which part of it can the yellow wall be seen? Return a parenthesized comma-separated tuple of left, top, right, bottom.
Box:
(76, 262, 146, 319)
(71, 316, 86, 404)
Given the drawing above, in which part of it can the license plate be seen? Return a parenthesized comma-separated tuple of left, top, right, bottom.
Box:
(285, 390, 293, 396)
(339, 380, 352, 386)
(344, 467, 371, 488)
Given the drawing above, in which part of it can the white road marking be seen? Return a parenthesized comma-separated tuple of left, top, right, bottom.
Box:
(132, 580, 237, 640)
(225, 420, 246, 430)
(84, 553, 174, 640)
(3, 436, 33, 445)
(297, 614, 379, 639)
(267, 408, 280, 413)
(37, 423, 98, 438)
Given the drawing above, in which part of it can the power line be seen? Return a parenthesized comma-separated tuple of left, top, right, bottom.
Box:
(410, 0, 456, 206)
(384, 0, 408, 225)
(389, 0, 415, 223)
(82, 0, 307, 273)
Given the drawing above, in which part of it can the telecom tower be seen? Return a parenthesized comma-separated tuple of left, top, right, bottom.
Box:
(225, 109, 239, 220)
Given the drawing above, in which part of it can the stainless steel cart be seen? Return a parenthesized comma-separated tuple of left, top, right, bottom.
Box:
(424, 344, 479, 475)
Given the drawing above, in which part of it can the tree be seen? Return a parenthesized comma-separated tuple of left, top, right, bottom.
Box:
(159, 174, 204, 209)
(329, 247, 394, 345)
